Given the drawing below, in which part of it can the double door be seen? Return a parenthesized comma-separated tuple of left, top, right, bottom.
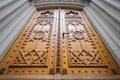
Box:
(0, 9, 120, 76)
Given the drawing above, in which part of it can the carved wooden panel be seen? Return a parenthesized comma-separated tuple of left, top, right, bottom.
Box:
(0, 10, 57, 75)
(0, 9, 120, 76)
(60, 9, 120, 75)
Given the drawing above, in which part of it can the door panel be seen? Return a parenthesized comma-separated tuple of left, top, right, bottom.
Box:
(60, 9, 120, 75)
(0, 10, 57, 75)
(0, 9, 120, 76)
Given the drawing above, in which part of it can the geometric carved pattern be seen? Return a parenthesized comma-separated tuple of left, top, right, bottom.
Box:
(12, 50, 27, 65)
(33, 31, 44, 40)
(0, 9, 120, 76)
(60, 9, 120, 75)
(9, 10, 54, 68)
(65, 10, 106, 67)
(69, 50, 104, 66)
(73, 31, 85, 40)
(0, 10, 56, 75)
(11, 49, 48, 66)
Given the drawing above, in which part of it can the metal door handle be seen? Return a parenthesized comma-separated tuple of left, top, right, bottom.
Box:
(62, 32, 69, 39)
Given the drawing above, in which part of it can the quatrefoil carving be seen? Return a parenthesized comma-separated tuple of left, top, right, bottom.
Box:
(33, 31, 44, 40)
(73, 31, 85, 40)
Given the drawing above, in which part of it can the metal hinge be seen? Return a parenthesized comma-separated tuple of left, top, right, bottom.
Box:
(0, 68, 5, 74)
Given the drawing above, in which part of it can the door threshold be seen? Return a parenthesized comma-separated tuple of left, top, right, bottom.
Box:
(0, 75, 120, 80)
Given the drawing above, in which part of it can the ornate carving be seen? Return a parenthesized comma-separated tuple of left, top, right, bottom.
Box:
(73, 31, 85, 40)
(41, 11, 53, 16)
(1, 9, 119, 75)
(40, 10, 54, 18)
(33, 31, 44, 40)
(65, 10, 106, 67)
(66, 11, 78, 16)
(65, 10, 81, 18)
(11, 49, 48, 66)
(9, 10, 54, 68)
(69, 50, 104, 66)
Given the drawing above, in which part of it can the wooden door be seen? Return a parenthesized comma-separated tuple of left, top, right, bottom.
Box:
(0, 10, 57, 75)
(0, 9, 120, 76)
(60, 9, 120, 75)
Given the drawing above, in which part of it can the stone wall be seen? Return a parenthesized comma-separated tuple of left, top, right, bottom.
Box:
(84, 0, 120, 66)
(0, 0, 35, 61)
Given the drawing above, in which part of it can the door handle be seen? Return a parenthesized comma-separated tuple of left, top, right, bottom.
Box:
(62, 32, 69, 39)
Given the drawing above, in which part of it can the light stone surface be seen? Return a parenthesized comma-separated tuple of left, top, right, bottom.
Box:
(83, 0, 120, 66)
(34, 0, 86, 10)
(0, 0, 35, 61)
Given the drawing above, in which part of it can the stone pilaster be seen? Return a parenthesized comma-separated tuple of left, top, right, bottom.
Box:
(0, 0, 35, 61)
(84, 0, 120, 66)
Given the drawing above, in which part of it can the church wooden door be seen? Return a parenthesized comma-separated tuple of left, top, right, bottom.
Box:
(0, 9, 119, 77)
